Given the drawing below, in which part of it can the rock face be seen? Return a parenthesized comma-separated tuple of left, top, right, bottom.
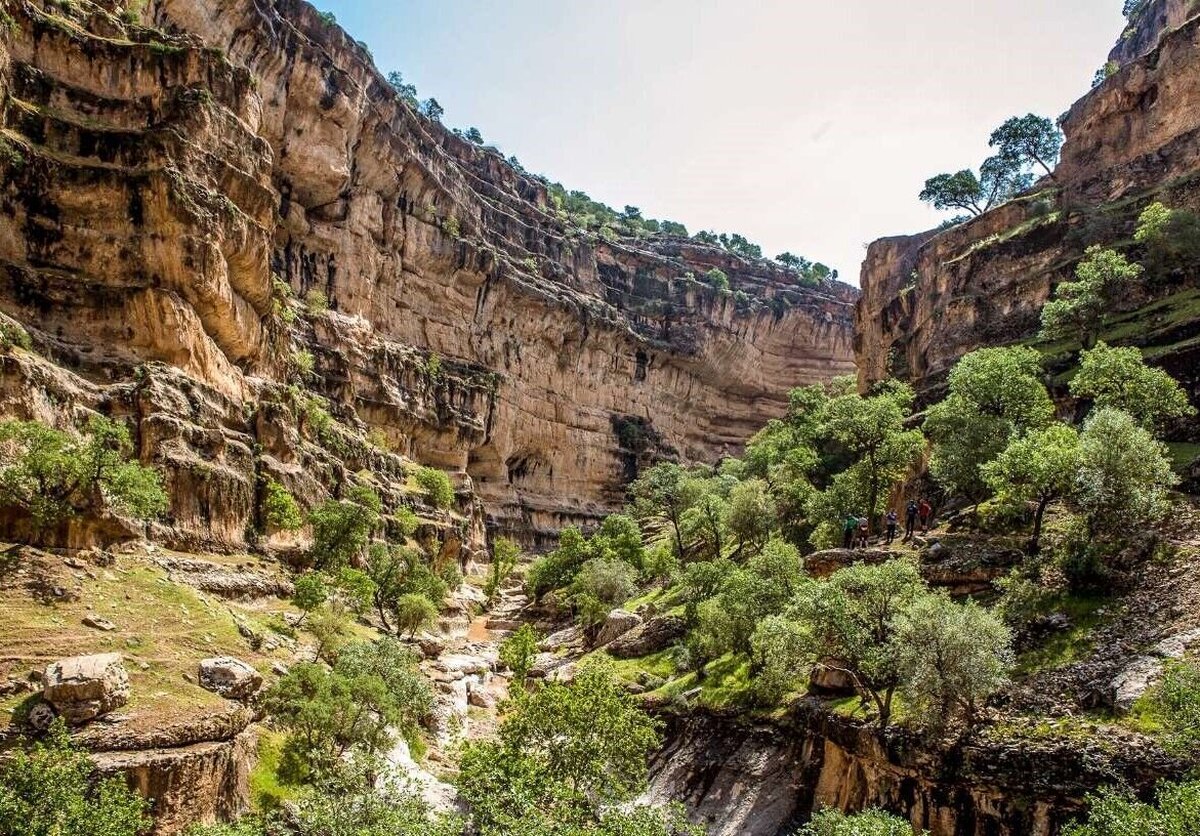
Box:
(0, 0, 857, 553)
(647, 709, 1178, 836)
(42, 653, 130, 724)
(594, 609, 642, 647)
(856, 7, 1200, 408)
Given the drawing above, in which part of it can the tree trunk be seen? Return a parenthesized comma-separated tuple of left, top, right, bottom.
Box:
(1029, 495, 1050, 554)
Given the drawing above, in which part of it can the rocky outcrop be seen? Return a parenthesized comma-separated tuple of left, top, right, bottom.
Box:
(856, 8, 1200, 409)
(42, 653, 130, 725)
(198, 657, 262, 701)
(0, 0, 856, 554)
(1109, 0, 1198, 68)
(647, 708, 1180, 836)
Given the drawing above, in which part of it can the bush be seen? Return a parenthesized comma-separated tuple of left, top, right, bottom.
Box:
(415, 466, 454, 509)
(750, 615, 811, 705)
(307, 486, 381, 570)
(799, 808, 924, 836)
(0, 720, 152, 836)
(392, 593, 438, 638)
(291, 572, 328, 622)
(1062, 780, 1200, 836)
(485, 537, 521, 601)
(703, 268, 730, 291)
(262, 479, 303, 531)
(1154, 660, 1200, 756)
(0, 416, 168, 535)
(569, 558, 637, 628)
(525, 527, 589, 599)
(498, 624, 541, 688)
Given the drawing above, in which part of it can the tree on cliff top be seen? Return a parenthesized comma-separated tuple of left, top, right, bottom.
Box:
(920, 155, 1032, 218)
(989, 114, 1063, 179)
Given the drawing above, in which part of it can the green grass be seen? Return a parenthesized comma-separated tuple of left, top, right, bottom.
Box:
(652, 653, 756, 710)
(601, 648, 677, 685)
(1013, 593, 1110, 677)
(249, 729, 300, 812)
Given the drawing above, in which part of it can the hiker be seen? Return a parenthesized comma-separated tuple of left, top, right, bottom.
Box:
(918, 498, 933, 534)
(856, 515, 870, 549)
(885, 509, 899, 545)
(843, 513, 858, 549)
(904, 499, 918, 540)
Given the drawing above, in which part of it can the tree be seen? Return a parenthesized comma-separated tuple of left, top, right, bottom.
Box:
(415, 466, 454, 509)
(484, 536, 521, 601)
(1154, 660, 1200, 757)
(464, 126, 484, 144)
(1074, 407, 1177, 535)
(819, 383, 925, 535)
(1134, 201, 1200, 275)
(263, 639, 432, 784)
(292, 572, 329, 625)
(386, 71, 418, 105)
(0, 720, 151, 836)
(703, 268, 730, 291)
(896, 594, 1012, 731)
(724, 478, 776, 556)
(629, 463, 700, 558)
(0, 416, 167, 536)
(307, 602, 355, 663)
(919, 155, 1032, 218)
(569, 558, 637, 630)
(525, 526, 590, 599)
(419, 97, 443, 121)
(1062, 780, 1200, 836)
(799, 808, 925, 836)
(750, 615, 812, 705)
(589, 513, 646, 572)
(925, 347, 1054, 504)
(989, 114, 1063, 179)
(307, 486, 381, 570)
(392, 592, 438, 638)
(982, 423, 1081, 552)
(262, 479, 303, 531)
(499, 624, 541, 689)
(792, 559, 925, 727)
(1070, 342, 1195, 432)
(1041, 246, 1144, 348)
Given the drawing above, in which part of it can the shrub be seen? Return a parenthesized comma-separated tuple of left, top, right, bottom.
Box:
(1062, 780, 1200, 836)
(303, 289, 329, 315)
(262, 479, 303, 531)
(703, 268, 730, 291)
(799, 808, 924, 836)
(498, 624, 541, 688)
(307, 486, 382, 570)
(750, 615, 811, 705)
(392, 592, 438, 638)
(0, 416, 168, 535)
(1154, 660, 1200, 757)
(485, 536, 521, 601)
(569, 558, 637, 628)
(291, 572, 328, 623)
(0, 720, 152, 836)
(0, 319, 31, 351)
(415, 466, 454, 509)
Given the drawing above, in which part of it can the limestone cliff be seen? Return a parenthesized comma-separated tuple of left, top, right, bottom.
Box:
(0, 0, 856, 555)
(856, 4, 1200, 414)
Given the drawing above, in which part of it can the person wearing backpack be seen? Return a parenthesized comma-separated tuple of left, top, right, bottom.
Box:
(856, 515, 870, 548)
(905, 499, 919, 540)
(885, 509, 899, 545)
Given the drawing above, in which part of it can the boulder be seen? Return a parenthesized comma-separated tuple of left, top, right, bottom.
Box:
(595, 609, 642, 647)
(43, 653, 130, 724)
(1109, 627, 1200, 713)
(809, 658, 857, 696)
(198, 657, 263, 701)
(82, 615, 117, 632)
(607, 614, 687, 659)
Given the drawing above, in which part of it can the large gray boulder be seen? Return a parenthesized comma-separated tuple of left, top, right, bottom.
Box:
(43, 653, 130, 724)
(199, 657, 263, 701)
(607, 614, 687, 659)
(595, 610, 642, 647)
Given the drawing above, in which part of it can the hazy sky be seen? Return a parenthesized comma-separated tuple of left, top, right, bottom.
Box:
(322, 1, 1127, 284)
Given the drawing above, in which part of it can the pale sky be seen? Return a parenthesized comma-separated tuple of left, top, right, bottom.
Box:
(322, 1, 1127, 284)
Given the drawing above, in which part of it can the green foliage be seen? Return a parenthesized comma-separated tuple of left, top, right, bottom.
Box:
(307, 486, 382, 570)
(262, 638, 432, 784)
(262, 479, 303, 531)
(0, 416, 168, 534)
(0, 720, 152, 836)
(499, 624, 541, 688)
(456, 660, 662, 834)
(386, 71, 419, 105)
(725, 478, 776, 555)
(415, 466, 454, 509)
(303, 289, 328, 315)
(526, 526, 590, 599)
(1062, 780, 1200, 836)
(895, 594, 1013, 731)
(988, 114, 1063, 178)
(1074, 408, 1177, 535)
(630, 462, 702, 558)
(291, 572, 328, 620)
(793, 559, 926, 727)
(1154, 660, 1200, 757)
(1070, 342, 1195, 432)
(292, 349, 315, 378)
(1041, 246, 1144, 348)
(750, 614, 812, 705)
(391, 592, 438, 638)
(0, 318, 32, 350)
(982, 423, 1081, 551)
(306, 603, 355, 664)
(332, 567, 377, 617)
(570, 558, 638, 628)
(926, 346, 1054, 503)
(799, 808, 925, 836)
(485, 536, 521, 601)
(1134, 202, 1200, 277)
(703, 268, 730, 291)
(365, 543, 447, 632)
(920, 155, 1032, 218)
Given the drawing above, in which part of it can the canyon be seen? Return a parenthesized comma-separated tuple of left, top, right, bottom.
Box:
(2, 0, 1200, 835)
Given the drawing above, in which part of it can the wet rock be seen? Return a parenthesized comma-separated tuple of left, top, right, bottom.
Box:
(199, 657, 263, 701)
(43, 653, 130, 724)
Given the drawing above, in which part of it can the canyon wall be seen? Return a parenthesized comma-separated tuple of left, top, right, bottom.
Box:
(856, 5, 1200, 407)
(0, 0, 856, 554)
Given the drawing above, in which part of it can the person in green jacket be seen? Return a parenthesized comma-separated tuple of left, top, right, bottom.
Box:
(842, 513, 859, 549)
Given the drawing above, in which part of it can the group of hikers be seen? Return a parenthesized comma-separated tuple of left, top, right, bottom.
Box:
(842, 498, 933, 549)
